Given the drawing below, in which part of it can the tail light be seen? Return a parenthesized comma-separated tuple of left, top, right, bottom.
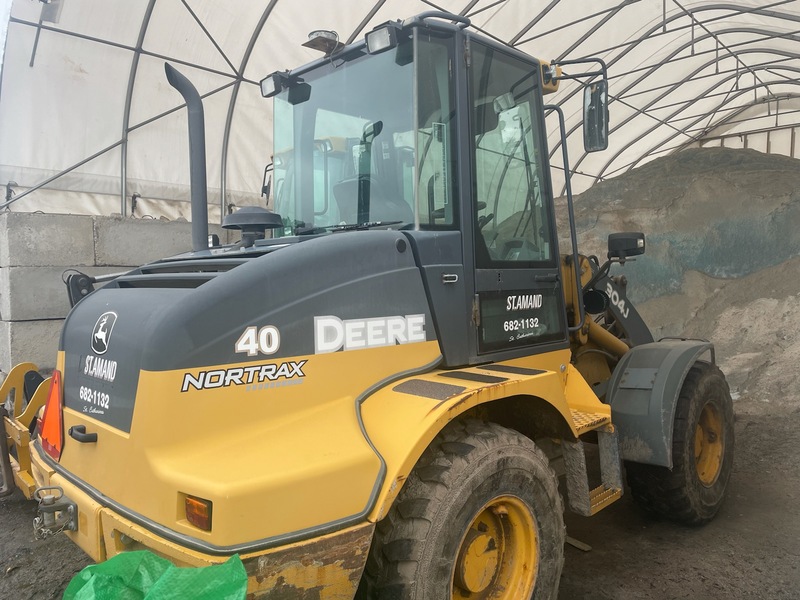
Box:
(185, 495, 213, 531)
(40, 370, 64, 461)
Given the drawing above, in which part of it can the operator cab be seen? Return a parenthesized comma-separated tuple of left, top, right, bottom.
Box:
(267, 23, 449, 235)
(262, 13, 608, 366)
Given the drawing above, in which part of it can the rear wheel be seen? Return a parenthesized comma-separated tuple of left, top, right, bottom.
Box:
(626, 361, 734, 525)
(359, 420, 564, 599)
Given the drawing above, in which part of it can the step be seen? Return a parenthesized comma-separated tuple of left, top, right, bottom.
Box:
(562, 425, 623, 517)
(589, 484, 623, 514)
(570, 409, 611, 435)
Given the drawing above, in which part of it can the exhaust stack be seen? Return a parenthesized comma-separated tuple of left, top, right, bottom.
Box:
(165, 63, 209, 252)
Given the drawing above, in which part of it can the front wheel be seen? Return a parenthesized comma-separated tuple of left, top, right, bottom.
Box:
(359, 420, 564, 600)
(626, 361, 735, 525)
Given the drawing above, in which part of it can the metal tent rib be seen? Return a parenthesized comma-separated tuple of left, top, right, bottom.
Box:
(0, 0, 799, 218)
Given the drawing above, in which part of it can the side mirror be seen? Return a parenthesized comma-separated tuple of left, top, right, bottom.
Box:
(583, 80, 609, 152)
(608, 232, 645, 261)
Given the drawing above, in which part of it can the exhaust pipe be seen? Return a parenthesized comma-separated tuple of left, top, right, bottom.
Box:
(165, 63, 209, 252)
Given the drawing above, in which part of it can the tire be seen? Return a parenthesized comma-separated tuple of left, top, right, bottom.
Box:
(358, 419, 564, 600)
(625, 361, 734, 525)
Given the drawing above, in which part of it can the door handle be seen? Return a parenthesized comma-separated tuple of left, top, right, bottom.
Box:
(68, 425, 98, 443)
(534, 273, 558, 282)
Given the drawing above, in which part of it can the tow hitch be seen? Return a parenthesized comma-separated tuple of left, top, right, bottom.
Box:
(33, 486, 77, 539)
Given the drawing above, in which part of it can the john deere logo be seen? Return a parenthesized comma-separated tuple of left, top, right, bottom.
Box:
(91, 312, 117, 355)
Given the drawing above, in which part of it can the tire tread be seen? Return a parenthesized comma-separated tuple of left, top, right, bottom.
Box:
(359, 419, 564, 599)
(625, 361, 734, 526)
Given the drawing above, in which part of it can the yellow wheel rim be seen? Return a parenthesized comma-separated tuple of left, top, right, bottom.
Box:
(452, 496, 537, 599)
(695, 402, 724, 486)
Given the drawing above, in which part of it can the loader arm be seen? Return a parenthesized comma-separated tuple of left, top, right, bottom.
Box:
(1, 362, 51, 497)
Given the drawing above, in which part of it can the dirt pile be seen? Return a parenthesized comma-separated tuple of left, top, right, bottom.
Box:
(563, 147, 800, 409)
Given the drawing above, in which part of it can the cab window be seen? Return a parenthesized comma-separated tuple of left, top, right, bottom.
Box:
(470, 43, 554, 267)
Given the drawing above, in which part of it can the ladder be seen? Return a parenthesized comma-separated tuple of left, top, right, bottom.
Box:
(562, 410, 623, 516)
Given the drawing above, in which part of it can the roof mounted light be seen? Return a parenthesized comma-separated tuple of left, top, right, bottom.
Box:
(302, 30, 344, 56)
(366, 22, 402, 55)
(260, 71, 290, 98)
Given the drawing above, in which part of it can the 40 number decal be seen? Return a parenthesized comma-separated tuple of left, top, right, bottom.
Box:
(605, 282, 630, 319)
(235, 325, 281, 356)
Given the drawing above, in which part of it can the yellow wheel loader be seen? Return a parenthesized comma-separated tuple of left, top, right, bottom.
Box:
(1, 11, 734, 599)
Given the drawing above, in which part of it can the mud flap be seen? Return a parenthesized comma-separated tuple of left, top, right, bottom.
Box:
(0, 406, 14, 497)
(606, 339, 714, 468)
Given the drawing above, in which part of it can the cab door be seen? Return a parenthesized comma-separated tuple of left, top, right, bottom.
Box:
(467, 40, 568, 360)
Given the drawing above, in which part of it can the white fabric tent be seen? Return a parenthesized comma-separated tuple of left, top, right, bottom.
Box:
(0, 1, 10, 66)
(1, 0, 798, 221)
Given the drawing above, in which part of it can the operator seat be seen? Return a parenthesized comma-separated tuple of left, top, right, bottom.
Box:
(332, 176, 413, 225)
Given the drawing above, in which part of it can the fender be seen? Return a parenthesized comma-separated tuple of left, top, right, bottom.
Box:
(606, 339, 714, 468)
(360, 348, 609, 521)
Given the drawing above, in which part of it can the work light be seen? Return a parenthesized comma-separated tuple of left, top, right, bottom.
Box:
(366, 23, 401, 54)
(260, 71, 290, 98)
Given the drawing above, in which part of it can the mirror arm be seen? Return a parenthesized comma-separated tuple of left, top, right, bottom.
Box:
(545, 104, 585, 334)
(547, 57, 608, 82)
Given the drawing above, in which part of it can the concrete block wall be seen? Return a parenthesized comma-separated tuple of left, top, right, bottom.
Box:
(0, 212, 226, 377)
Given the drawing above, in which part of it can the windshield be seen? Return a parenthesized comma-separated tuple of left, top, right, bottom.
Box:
(272, 31, 457, 235)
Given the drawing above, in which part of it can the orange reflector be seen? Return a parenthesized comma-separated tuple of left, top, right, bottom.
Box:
(40, 370, 64, 461)
(185, 495, 213, 531)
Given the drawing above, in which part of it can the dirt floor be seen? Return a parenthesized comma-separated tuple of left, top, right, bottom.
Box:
(3, 401, 799, 599)
(560, 406, 800, 599)
(0, 490, 86, 599)
(2, 147, 800, 598)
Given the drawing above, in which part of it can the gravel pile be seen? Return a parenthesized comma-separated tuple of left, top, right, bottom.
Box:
(563, 147, 800, 411)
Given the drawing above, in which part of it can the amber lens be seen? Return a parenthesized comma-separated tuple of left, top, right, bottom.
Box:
(185, 495, 212, 531)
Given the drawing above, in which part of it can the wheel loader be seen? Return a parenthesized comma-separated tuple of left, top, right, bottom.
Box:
(1, 11, 734, 599)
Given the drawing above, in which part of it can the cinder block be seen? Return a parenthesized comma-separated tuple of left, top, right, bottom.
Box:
(0, 319, 63, 374)
(0, 212, 95, 268)
(94, 216, 228, 266)
(0, 266, 127, 321)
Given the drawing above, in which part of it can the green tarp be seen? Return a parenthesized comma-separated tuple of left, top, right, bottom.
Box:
(63, 551, 247, 600)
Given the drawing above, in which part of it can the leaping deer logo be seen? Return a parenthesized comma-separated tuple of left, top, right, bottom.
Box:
(91, 312, 117, 355)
